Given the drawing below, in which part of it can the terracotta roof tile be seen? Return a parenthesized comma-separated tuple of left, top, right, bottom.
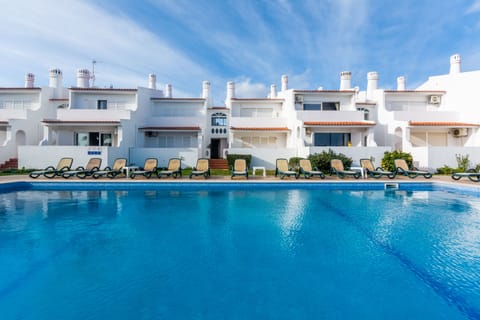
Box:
(230, 127, 289, 131)
(139, 126, 201, 131)
(42, 119, 120, 124)
(409, 121, 480, 127)
(69, 88, 137, 92)
(304, 121, 375, 126)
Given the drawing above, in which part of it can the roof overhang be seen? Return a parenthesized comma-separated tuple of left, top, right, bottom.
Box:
(304, 121, 376, 127)
(0, 120, 9, 127)
(230, 127, 290, 132)
(408, 121, 480, 128)
(139, 126, 201, 132)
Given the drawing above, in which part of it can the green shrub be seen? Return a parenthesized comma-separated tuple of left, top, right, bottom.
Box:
(436, 165, 455, 175)
(455, 154, 470, 173)
(382, 151, 413, 172)
(226, 154, 252, 168)
(308, 149, 352, 173)
(288, 157, 303, 170)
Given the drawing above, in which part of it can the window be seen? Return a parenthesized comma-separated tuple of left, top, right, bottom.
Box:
(211, 113, 227, 126)
(313, 133, 351, 146)
(356, 107, 370, 120)
(97, 100, 107, 110)
(74, 132, 112, 146)
(304, 102, 339, 111)
(303, 104, 321, 111)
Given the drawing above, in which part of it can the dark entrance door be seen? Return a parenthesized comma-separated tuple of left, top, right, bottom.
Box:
(211, 139, 220, 159)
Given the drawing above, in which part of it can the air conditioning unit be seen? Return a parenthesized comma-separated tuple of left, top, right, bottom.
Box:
(428, 95, 441, 104)
(452, 128, 468, 137)
(295, 95, 304, 103)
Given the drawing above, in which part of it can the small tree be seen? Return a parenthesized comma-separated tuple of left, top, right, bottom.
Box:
(381, 150, 413, 172)
(308, 149, 353, 173)
(455, 154, 470, 173)
(288, 157, 303, 170)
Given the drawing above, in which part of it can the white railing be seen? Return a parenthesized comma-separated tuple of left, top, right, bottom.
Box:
(0, 100, 37, 110)
(393, 111, 460, 122)
(57, 109, 131, 121)
(229, 117, 288, 127)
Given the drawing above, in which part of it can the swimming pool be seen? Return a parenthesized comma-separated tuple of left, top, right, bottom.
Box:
(0, 182, 479, 319)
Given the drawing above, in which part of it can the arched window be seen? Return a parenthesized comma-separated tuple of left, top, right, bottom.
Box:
(211, 113, 227, 126)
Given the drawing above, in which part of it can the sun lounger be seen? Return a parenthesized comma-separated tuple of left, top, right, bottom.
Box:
(299, 159, 325, 179)
(451, 169, 480, 182)
(92, 158, 127, 179)
(62, 158, 102, 179)
(189, 158, 210, 178)
(157, 158, 182, 178)
(275, 158, 298, 179)
(394, 159, 432, 179)
(130, 158, 158, 179)
(360, 158, 396, 179)
(29, 157, 73, 179)
(330, 159, 361, 179)
(231, 158, 248, 179)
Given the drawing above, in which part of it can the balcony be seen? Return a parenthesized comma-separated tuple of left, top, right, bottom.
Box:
(143, 116, 204, 128)
(296, 110, 365, 122)
(57, 109, 131, 121)
(230, 117, 288, 128)
(393, 111, 460, 122)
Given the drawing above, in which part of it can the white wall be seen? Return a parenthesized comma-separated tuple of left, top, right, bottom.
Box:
(19, 146, 113, 169)
(306, 146, 392, 166)
(128, 147, 199, 168)
(226, 148, 297, 168)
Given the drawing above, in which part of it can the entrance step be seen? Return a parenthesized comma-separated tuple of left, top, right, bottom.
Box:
(209, 159, 229, 170)
(0, 158, 18, 170)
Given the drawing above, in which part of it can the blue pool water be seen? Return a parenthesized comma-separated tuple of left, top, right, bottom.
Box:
(1, 183, 480, 319)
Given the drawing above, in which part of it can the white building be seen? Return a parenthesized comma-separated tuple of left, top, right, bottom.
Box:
(1, 54, 479, 171)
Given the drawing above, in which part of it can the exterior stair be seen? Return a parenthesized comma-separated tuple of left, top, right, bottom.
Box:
(0, 158, 18, 170)
(209, 159, 229, 170)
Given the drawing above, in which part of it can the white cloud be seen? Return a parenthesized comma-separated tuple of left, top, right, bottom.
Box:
(234, 78, 268, 98)
(466, 0, 480, 13)
(0, 0, 214, 94)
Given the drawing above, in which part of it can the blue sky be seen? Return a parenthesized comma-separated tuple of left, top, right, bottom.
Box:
(1, 0, 480, 104)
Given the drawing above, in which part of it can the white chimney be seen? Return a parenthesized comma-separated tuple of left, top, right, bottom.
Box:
(49, 68, 63, 88)
(397, 76, 406, 91)
(202, 81, 212, 106)
(450, 54, 461, 74)
(366, 72, 378, 100)
(148, 74, 156, 89)
(281, 75, 288, 91)
(24, 73, 35, 88)
(165, 84, 172, 98)
(340, 71, 352, 90)
(270, 84, 277, 98)
(226, 81, 235, 100)
(76, 69, 90, 88)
